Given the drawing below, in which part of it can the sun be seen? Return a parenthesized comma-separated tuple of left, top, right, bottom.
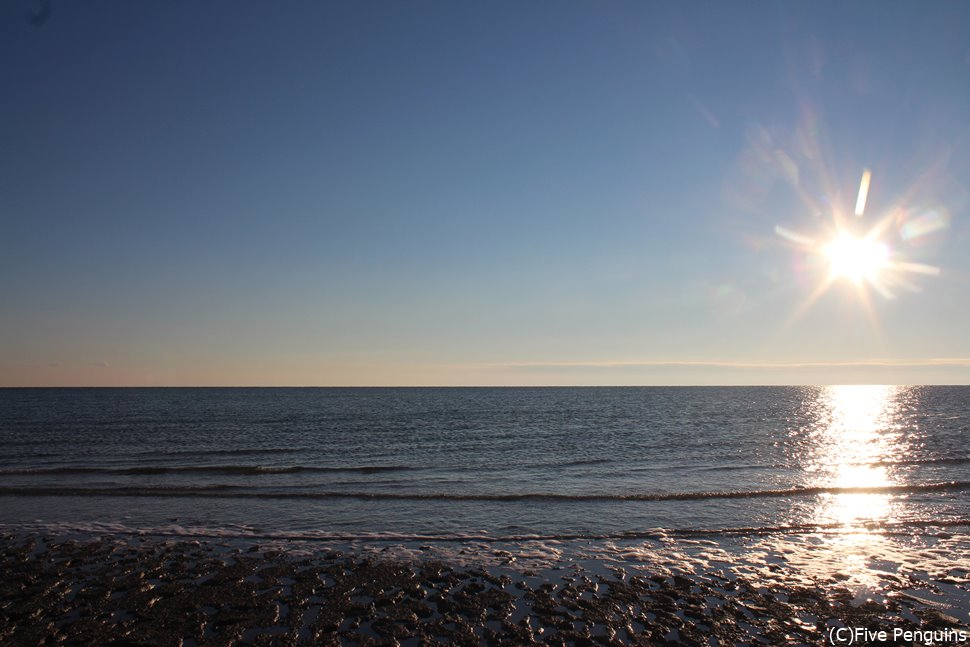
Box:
(822, 232, 890, 284)
(775, 169, 942, 314)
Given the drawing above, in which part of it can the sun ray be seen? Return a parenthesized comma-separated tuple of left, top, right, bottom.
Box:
(894, 261, 940, 276)
(774, 225, 816, 248)
(783, 274, 836, 329)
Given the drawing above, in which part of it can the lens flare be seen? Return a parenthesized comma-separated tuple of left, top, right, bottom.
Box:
(775, 170, 944, 330)
(854, 169, 872, 216)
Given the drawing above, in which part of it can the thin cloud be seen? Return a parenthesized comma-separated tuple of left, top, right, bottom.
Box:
(485, 359, 970, 371)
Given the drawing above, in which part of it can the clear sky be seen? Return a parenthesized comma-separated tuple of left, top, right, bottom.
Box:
(2, 1, 969, 386)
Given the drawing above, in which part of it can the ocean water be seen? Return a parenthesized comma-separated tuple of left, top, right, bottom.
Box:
(1, 385, 967, 543)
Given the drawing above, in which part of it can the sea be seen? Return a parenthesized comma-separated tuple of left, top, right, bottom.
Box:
(2, 385, 969, 609)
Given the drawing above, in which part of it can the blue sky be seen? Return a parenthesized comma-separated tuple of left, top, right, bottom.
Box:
(2, 1, 969, 386)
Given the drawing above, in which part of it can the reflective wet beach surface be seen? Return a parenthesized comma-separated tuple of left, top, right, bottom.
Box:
(2, 532, 968, 646)
(9, 516, 968, 640)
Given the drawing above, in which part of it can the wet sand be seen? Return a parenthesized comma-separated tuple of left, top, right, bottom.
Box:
(2, 533, 967, 646)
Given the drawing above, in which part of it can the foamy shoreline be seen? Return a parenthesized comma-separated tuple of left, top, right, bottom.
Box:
(3, 532, 968, 645)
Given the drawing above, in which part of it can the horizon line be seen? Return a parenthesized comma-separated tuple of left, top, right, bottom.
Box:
(3, 383, 969, 389)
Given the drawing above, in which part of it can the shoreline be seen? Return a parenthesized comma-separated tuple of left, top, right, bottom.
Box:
(3, 533, 968, 645)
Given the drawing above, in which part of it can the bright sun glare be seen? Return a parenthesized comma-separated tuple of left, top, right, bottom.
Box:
(822, 233, 890, 284)
(775, 168, 944, 325)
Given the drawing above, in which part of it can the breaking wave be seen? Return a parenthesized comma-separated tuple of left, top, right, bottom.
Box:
(0, 464, 415, 476)
(1, 480, 967, 501)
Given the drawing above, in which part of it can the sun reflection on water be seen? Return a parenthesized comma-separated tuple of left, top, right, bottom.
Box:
(800, 385, 912, 592)
(811, 384, 904, 528)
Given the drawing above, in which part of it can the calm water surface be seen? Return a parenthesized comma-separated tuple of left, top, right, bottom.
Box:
(1, 386, 967, 540)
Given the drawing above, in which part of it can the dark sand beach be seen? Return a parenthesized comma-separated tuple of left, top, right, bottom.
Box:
(3, 533, 968, 646)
